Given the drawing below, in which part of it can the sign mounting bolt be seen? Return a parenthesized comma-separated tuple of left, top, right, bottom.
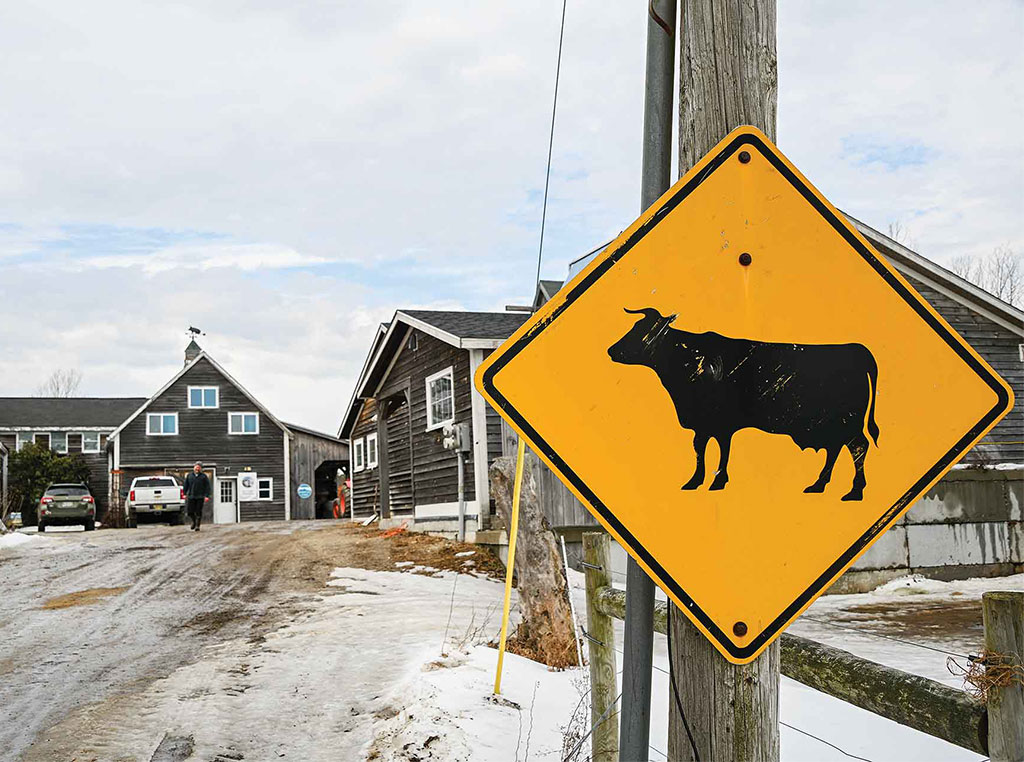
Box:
(738, 150, 751, 164)
(733, 621, 748, 637)
(739, 252, 752, 266)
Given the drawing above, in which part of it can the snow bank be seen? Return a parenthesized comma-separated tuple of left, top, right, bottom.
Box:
(366, 645, 583, 762)
(0, 532, 47, 550)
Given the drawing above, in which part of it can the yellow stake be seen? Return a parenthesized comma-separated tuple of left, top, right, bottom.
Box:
(493, 436, 526, 695)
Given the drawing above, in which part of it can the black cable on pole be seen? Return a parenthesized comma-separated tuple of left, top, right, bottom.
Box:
(532, 0, 569, 308)
(667, 612, 701, 761)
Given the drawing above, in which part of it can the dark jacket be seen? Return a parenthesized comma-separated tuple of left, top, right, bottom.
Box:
(183, 471, 212, 500)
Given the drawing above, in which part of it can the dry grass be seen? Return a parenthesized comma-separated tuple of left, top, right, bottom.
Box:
(41, 587, 130, 610)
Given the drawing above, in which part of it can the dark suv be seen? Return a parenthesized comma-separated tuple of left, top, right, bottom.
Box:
(38, 483, 96, 532)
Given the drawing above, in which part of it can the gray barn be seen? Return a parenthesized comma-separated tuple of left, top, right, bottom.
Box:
(339, 310, 528, 535)
(108, 341, 347, 525)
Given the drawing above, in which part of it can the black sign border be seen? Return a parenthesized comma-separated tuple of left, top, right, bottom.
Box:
(482, 131, 1012, 660)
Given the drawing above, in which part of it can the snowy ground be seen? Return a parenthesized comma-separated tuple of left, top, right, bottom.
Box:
(1, 522, 1014, 761)
(368, 570, 1021, 762)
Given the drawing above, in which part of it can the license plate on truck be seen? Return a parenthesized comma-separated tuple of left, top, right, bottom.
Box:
(153, 505, 162, 510)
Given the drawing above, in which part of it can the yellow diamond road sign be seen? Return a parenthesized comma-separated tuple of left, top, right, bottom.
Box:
(475, 126, 1014, 664)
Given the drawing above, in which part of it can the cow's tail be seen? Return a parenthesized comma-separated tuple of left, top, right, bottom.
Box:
(866, 357, 880, 446)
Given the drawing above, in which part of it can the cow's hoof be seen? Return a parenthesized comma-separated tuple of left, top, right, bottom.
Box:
(709, 477, 728, 491)
(841, 489, 864, 502)
(803, 483, 826, 493)
(681, 476, 703, 491)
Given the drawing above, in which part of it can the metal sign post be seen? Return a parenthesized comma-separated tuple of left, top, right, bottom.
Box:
(619, 0, 676, 758)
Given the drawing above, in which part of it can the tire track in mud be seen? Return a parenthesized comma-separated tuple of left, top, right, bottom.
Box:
(0, 525, 292, 761)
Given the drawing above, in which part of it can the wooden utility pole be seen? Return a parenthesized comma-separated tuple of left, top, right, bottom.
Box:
(669, 1, 779, 760)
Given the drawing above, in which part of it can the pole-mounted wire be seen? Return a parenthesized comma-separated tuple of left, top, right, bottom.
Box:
(532, 0, 569, 309)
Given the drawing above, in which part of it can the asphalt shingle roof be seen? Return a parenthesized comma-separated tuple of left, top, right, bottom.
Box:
(0, 398, 146, 428)
(400, 310, 530, 340)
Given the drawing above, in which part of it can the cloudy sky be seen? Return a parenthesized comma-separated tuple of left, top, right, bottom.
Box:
(0, 1, 1020, 431)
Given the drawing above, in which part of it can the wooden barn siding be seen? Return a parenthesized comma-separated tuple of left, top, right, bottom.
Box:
(350, 398, 380, 517)
(289, 430, 347, 520)
(117, 358, 286, 522)
(906, 273, 1024, 465)
(0, 431, 113, 518)
(377, 329, 476, 510)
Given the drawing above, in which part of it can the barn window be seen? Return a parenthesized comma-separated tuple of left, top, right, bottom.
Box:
(81, 432, 101, 453)
(228, 412, 260, 435)
(188, 386, 219, 408)
(146, 413, 178, 436)
(425, 367, 455, 431)
(257, 477, 273, 500)
(353, 438, 365, 472)
(50, 432, 68, 454)
(366, 433, 378, 468)
(16, 432, 32, 451)
(34, 432, 51, 449)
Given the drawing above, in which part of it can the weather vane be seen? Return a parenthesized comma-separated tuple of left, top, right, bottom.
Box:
(187, 326, 205, 340)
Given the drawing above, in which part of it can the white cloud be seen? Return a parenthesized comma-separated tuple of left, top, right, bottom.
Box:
(0, 0, 1020, 430)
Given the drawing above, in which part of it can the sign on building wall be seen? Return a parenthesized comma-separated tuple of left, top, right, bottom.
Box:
(476, 126, 1014, 663)
(297, 483, 313, 499)
(238, 472, 259, 502)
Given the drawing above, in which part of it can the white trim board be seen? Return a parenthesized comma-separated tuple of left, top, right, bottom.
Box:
(468, 349, 491, 524)
(0, 426, 115, 432)
(414, 500, 481, 520)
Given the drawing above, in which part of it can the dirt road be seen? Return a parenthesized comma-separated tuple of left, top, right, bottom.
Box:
(0, 521, 507, 761)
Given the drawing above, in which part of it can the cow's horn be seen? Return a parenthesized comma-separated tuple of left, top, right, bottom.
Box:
(623, 307, 663, 319)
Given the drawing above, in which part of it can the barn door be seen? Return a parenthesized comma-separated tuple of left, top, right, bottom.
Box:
(384, 394, 414, 513)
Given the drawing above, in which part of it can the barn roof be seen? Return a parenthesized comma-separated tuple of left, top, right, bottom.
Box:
(284, 421, 347, 446)
(400, 310, 529, 342)
(338, 310, 529, 438)
(0, 397, 146, 428)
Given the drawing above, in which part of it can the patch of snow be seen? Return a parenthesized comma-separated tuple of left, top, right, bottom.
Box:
(455, 550, 476, 557)
(367, 645, 582, 761)
(0, 532, 46, 549)
(870, 574, 952, 596)
(394, 561, 415, 568)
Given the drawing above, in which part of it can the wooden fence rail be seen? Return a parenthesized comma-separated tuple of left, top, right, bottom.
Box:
(593, 586, 987, 754)
(580, 541, 1021, 759)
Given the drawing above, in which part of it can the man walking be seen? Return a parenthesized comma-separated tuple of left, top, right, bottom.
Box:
(183, 462, 211, 531)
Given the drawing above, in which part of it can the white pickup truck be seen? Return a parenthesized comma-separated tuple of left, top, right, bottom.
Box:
(126, 476, 186, 527)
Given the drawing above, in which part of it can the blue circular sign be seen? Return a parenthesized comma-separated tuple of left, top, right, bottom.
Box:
(297, 483, 313, 499)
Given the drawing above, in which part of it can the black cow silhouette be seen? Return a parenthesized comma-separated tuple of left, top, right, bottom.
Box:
(608, 308, 879, 501)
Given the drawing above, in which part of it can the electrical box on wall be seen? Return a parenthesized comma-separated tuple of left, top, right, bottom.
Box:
(441, 421, 472, 453)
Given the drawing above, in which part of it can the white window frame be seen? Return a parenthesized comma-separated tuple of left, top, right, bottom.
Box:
(187, 385, 220, 409)
(80, 431, 101, 453)
(366, 432, 378, 469)
(425, 366, 455, 432)
(34, 432, 51, 449)
(228, 412, 260, 435)
(353, 438, 365, 473)
(16, 432, 32, 451)
(50, 432, 68, 454)
(146, 412, 179, 436)
(257, 477, 274, 501)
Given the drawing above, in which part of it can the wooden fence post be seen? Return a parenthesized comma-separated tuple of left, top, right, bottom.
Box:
(984, 590, 1023, 762)
(583, 532, 618, 762)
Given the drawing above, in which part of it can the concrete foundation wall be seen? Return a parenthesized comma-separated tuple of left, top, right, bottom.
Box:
(840, 467, 1023, 592)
